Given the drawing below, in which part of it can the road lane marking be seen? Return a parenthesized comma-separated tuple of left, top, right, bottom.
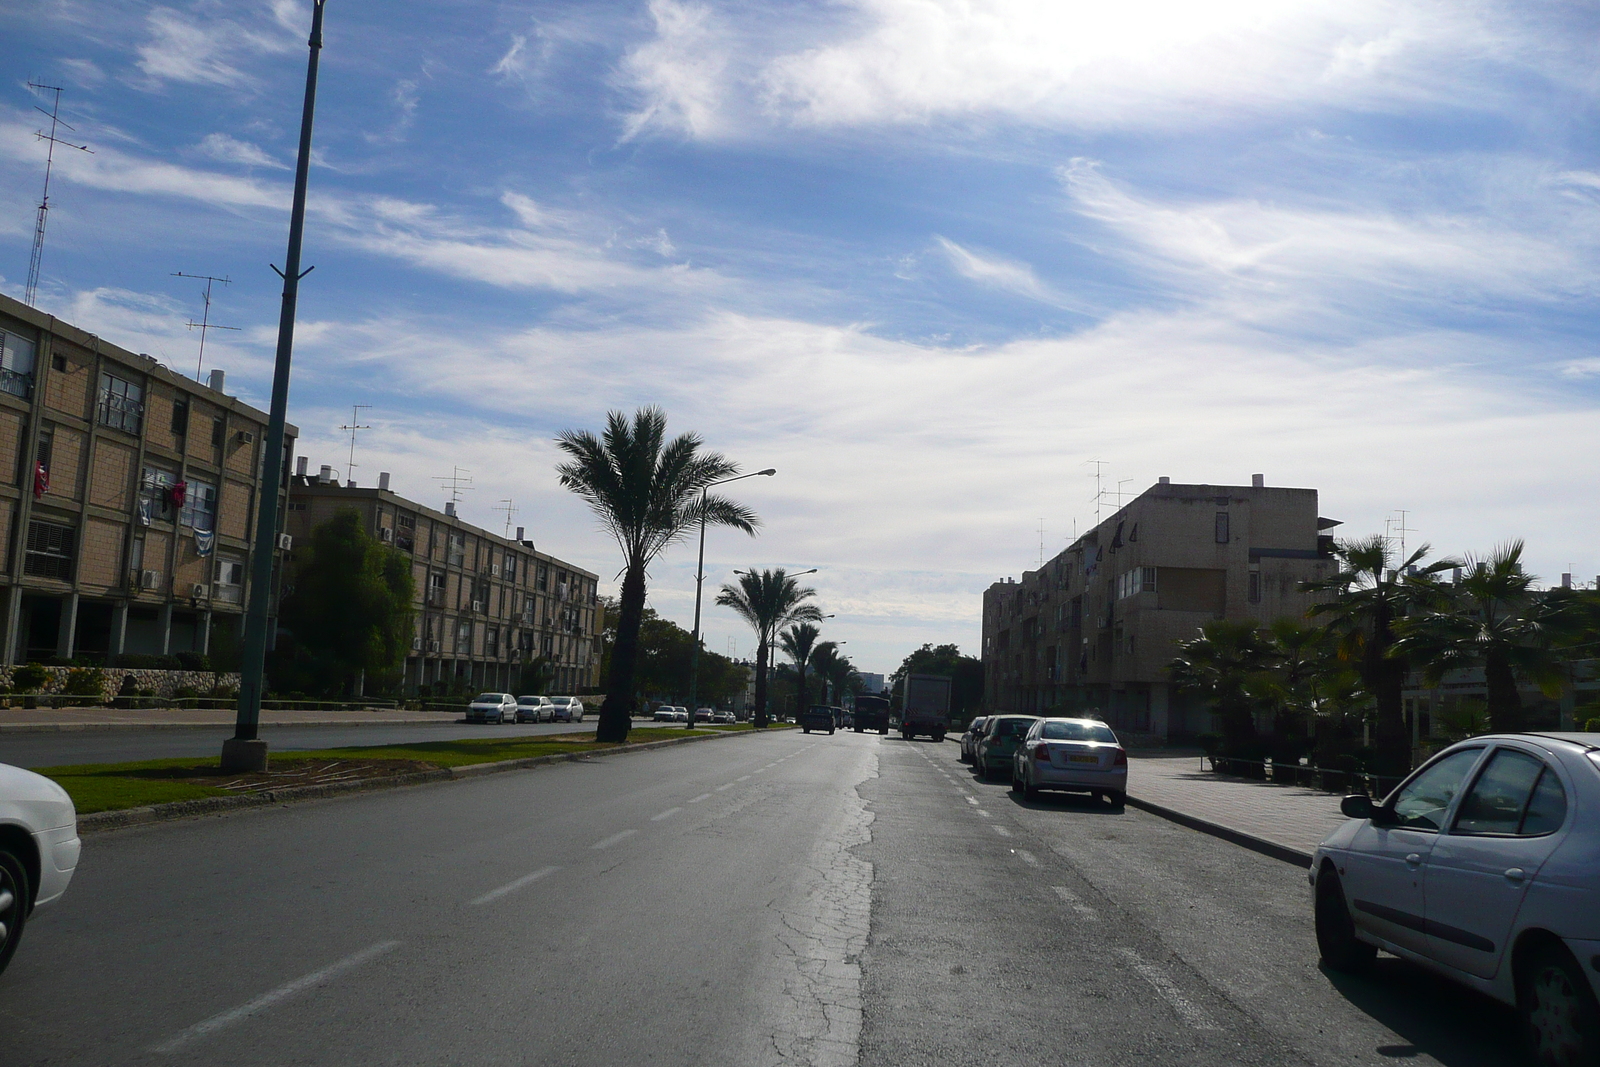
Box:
(1014, 849, 1041, 867)
(1051, 886, 1100, 921)
(651, 807, 682, 821)
(976, 809, 991, 817)
(471, 866, 559, 906)
(716, 783, 734, 791)
(754, 768, 768, 773)
(991, 826, 1013, 837)
(737, 775, 751, 781)
(590, 829, 638, 850)
(1116, 948, 1220, 1031)
(689, 793, 713, 803)
(151, 940, 400, 1052)
(965, 796, 980, 805)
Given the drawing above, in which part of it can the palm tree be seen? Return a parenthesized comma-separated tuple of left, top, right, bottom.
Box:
(1167, 620, 1276, 747)
(780, 622, 822, 719)
(813, 643, 858, 707)
(809, 641, 841, 703)
(1304, 535, 1455, 775)
(716, 569, 821, 728)
(556, 407, 758, 742)
(1393, 542, 1565, 734)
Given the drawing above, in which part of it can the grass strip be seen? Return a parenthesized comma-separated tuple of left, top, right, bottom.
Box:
(41, 722, 791, 814)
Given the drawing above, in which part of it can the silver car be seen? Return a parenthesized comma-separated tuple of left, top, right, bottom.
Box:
(1311, 732, 1600, 1066)
(1, 762, 80, 977)
(960, 717, 989, 763)
(515, 695, 554, 723)
(467, 693, 518, 724)
(1009, 717, 1128, 805)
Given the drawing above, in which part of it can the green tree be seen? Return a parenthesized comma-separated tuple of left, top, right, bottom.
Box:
(1304, 535, 1455, 775)
(1167, 620, 1276, 747)
(278, 509, 415, 695)
(716, 568, 822, 728)
(1393, 542, 1567, 734)
(811, 642, 858, 705)
(888, 643, 984, 717)
(557, 407, 757, 742)
(780, 621, 823, 715)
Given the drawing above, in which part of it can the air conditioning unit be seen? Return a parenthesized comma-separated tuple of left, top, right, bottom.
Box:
(236, 430, 256, 444)
(411, 635, 422, 651)
(140, 569, 160, 590)
(278, 533, 294, 551)
(490, 564, 500, 577)
(426, 640, 441, 653)
(378, 527, 394, 543)
(471, 600, 484, 613)
(192, 583, 208, 598)
(520, 612, 534, 626)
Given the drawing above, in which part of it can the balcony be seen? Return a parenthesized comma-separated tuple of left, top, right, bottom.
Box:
(0, 366, 33, 400)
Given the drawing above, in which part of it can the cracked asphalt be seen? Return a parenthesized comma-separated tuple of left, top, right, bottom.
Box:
(1, 730, 1528, 1065)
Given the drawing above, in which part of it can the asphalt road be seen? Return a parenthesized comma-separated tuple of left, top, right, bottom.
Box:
(0, 718, 698, 768)
(3, 731, 1529, 1066)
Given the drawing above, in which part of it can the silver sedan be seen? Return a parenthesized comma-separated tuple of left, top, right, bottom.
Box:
(1010, 717, 1128, 805)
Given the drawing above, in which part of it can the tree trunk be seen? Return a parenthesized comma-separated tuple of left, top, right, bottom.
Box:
(597, 564, 645, 743)
(753, 637, 769, 729)
(797, 665, 808, 718)
(1368, 638, 1410, 777)
(1484, 652, 1524, 734)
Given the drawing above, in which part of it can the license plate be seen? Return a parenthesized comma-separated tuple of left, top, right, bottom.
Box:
(1068, 754, 1099, 764)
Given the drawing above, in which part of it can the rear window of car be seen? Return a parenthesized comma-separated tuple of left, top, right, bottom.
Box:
(1042, 721, 1116, 743)
(473, 694, 502, 703)
(992, 718, 1033, 737)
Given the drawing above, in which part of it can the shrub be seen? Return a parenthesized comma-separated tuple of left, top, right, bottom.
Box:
(117, 673, 141, 697)
(175, 651, 211, 672)
(61, 667, 105, 698)
(12, 663, 49, 693)
(113, 654, 183, 670)
(1584, 716, 1600, 733)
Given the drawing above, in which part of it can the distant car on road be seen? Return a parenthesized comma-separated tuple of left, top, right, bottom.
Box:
(852, 694, 891, 734)
(515, 695, 554, 723)
(652, 706, 677, 722)
(973, 715, 1037, 780)
(549, 696, 585, 723)
(694, 707, 714, 723)
(712, 710, 736, 724)
(801, 705, 836, 734)
(1010, 717, 1127, 805)
(468, 693, 518, 724)
(1311, 732, 1600, 1067)
(959, 717, 989, 763)
(0, 761, 80, 977)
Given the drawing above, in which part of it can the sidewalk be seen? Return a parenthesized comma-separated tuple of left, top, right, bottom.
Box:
(0, 706, 465, 732)
(1128, 752, 1350, 866)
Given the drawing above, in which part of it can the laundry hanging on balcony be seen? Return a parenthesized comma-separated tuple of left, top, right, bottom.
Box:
(32, 461, 47, 499)
(193, 528, 214, 556)
(167, 480, 188, 509)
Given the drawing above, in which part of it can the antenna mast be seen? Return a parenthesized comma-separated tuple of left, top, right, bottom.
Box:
(1088, 459, 1108, 525)
(24, 83, 92, 306)
(172, 272, 239, 378)
(338, 404, 372, 484)
(432, 466, 474, 504)
(492, 498, 519, 538)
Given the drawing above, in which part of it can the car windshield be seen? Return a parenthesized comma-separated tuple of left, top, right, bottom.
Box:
(517, 696, 540, 704)
(993, 718, 1033, 737)
(969, 718, 987, 731)
(472, 694, 502, 703)
(1041, 721, 1116, 743)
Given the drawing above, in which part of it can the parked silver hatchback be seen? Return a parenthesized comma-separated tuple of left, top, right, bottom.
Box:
(1010, 717, 1128, 806)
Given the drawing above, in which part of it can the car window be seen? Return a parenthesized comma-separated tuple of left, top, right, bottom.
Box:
(1390, 748, 1482, 830)
(1454, 749, 1547, 835)
(473, 693, 500, 703)
(1041, 721, 1117, 743)
(1519, 765, 1568, 835)
(993, 718, 1032, 738)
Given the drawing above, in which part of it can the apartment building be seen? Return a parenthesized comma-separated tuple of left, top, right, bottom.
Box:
(0, 292, 293, 665)
(284, 470, 604, 695)
(982, 475, 1338, 740)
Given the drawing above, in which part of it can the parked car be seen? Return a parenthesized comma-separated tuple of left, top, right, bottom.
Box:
(652, 705, 678, 722)
(1311, 732, 1600, 1066)
(974, 715, 1038, 780)
(515, 695, 554, 723)
(694, 707, 714, 723)
(1, 761, 81, 977)
(959, 717, 989, 763)
(549, 696, 585, 723)
(1010, 717, 1127, 805)
(712, 710, 736, 724)
(467, 693, 518, 724)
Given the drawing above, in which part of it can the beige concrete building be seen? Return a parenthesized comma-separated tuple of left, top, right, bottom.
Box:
(982, 476, 1339, 740)
(0, 292, 294, 665)
(284, 471, 603, 695)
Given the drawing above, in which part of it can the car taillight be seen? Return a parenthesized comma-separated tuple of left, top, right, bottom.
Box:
(1035, 745, 1051, 762)
(1113, 747, 1127, 766)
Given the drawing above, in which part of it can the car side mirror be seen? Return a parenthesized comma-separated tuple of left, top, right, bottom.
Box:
(1340, 794, 1375, 820)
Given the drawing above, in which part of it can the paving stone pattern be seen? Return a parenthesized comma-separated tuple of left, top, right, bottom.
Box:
(1129, 753, 1350, 857)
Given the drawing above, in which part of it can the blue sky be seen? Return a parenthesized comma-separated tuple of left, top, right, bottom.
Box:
(6, 0, 1600, 677)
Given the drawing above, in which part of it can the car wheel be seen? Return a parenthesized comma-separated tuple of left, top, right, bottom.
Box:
(1520, 942, 1600, 1067)
(880, 726, 889, 735)
(1314, 868, 1376, 975)
(828, 727, 836, 735)
(1107, 790, 1126, 808)
(1023, 769, 1040, 801)
(854, 725, 863, 733)
(803, 726, 811, 734)
(974, 760, 987, 781)
(1010, 768, 1023, 793)
(0, 846, 30, 978)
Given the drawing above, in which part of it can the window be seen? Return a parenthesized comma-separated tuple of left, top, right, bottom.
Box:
(52, 354, 67, 373)
(172, 398, 189, 437)
(180, 478, 217, 532)
(129, 536, 144, 572)
(1040, 721, 1117, 743)
(34, 425, 53, 489)
(214, 556, 245, 604)
(1391, 749, 1482, 830)
(98, 372, 144, 434)
(541, 634, 554, 656)
(1248, 570, 1261, 604)
(1214, 512, 1230, 544)
(428, 572, 446, 604)
(537, 563, 549, 591)
(396, 513, 415, 553)
(1453, 749, 1567, 836)
(24, 520, 75, 580)
(504, 553, 517, 583)
(139, 466, 178, 524)
(0, 327, 36, 399)
(447, 532, 465, 567)
(211, 417, 224, 448)
(486, 626, 500, 657)
(455, 619, 472, 652)
(1115, 567, 1156, 600)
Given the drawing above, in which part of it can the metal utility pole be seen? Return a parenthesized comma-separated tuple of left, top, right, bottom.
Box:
(686, 469, 775, 727)
(172, 272, 239, 379)
(227, 0, 328, 773)
(24, 83, 91, 307)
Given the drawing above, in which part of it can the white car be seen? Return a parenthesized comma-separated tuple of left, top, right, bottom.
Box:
(1312, 732, 1600, 1065)
(652, 706, 677, 722)
(467, 693, 518, 724)
(1009, 717, 1127, 805)
(515, 696, 554, 723)
(549, 696, 585, 723)
(712, 710, 736, 724)
(1, 762, 80, 977)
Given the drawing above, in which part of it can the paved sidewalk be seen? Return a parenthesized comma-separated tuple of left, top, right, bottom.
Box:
(0, 707, 464, 732)
(1129, 752, 1349, 865)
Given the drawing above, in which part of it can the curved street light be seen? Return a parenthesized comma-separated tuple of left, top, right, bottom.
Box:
(687, 469, 776, 727)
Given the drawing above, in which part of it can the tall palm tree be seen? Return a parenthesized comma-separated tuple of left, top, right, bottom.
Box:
(809, 641, 841, 703)
(780, 622, 823, 720)
(1393, 542, 1566, 733)
(716, 568, 821, 728)
(556, 407, 757, 742)
(1167, 620, 1276, 746)
(1304, 535, 1455, 774)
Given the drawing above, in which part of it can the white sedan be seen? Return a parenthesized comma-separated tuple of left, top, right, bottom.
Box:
(652, 706, 677, 722)
(1009, 717, 1127, 805)
(1312, 732, 1600, 1066)
(1, 762, 80, 976)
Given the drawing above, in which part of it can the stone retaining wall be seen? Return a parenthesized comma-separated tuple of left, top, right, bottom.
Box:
(0, 666, 240, 701)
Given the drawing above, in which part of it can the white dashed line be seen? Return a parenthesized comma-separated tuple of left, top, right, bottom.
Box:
(1014, 849, 1041, 867)
(965, 796, 979, 806)
(1117, 948, 1220, 1031)
(590, 830, 638, 850)
(1052, 886, 1101, 921)
(976, 809, 991, 818)
(689, 793, 712, 803)
(471, 865, 559, 906)
(737, 775, 751, 782)
(716, 783, 734, 791)
(651, 807, 682, 821)
(991, 826, 1013, 838)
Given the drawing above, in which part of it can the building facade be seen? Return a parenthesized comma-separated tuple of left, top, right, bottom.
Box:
(0, 292, 294, 665)
(982, 476, 1338, 740)
(284, 472, 603, 695)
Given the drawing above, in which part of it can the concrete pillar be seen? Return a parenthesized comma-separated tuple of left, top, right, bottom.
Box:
(158, 603, 173, 655)
(109, 602, 129, 659)
(199, 609, 212, 655)
(56, 592, 79, 661)
(1149, 683, 1170, 741)
(2, 586, 22, 665)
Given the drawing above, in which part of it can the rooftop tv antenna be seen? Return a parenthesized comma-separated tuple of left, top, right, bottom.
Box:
(1088, 460, 1108, 524)
(338, 404, 372, 483)
(491, 498, 519, 538)
(172, 272, 239, 378)
(1037, 518, 1046, 568)
(1387, 509, 1414, 560)
(432, 466, 474, 503)
(24, 83, 92, 307)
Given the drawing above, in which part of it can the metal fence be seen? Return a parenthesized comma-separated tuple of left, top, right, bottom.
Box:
(1203, 754, 1405, 799)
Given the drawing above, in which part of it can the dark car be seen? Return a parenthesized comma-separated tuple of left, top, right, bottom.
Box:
(974, 715, 1039, 780)
(960, 717, 989, 763)
(800, 705, 836, 734)
(852, 695, 891, 734)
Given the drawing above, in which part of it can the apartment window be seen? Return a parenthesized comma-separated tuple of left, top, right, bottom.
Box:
(0, 327, 36, 399)
(455, 619, 472, 653)
(536, 563, 548, 591)
(33, 425, 53, 492)
(24, 520, 75, 580)
(447, 532, 465, 567)
(214, 556, 246, 604)
(427, 571, 446, 604)
(98, 371, 144, 434)
(129, 535, 145, 573)
(138, 465, 178, 524)
(504, 553, 517, 583)
(211, 417, 225, 449)
(541, 634, 554, 656)
(172, 397, 189, 437)
(1214, 512, 1230, 544)
(1248, 570, 1261, 604)
(180, 478, 217, 532)
(52, 354, 67, 373)
(1115, 567, 1156, 600)
(396, 513, 415, 553)
(486, 625, 500, 658)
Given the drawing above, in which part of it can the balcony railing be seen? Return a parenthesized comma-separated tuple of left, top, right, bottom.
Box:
(0, 367, 33, 400)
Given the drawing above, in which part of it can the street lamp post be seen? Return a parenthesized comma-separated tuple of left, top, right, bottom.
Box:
(687, 469, 775, 728)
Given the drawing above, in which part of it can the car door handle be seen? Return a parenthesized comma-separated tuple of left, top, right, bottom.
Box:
(1503, 868, 1526, 883)
(1404, 853, 1423, 868)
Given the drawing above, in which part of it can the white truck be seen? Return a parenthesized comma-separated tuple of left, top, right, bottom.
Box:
(899, 673, 952, 741)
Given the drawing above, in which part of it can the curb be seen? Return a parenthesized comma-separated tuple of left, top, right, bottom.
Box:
(1125, 794, 1314, 869)
(78, 727, 789, 833)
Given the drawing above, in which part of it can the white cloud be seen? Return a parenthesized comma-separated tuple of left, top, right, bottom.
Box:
(935, 236, 1057, 305)
(196, 132, 288, 169)
(618, 0, 735, 140)
(134, 6, 293, 89)
(59, 58, 106, 88)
